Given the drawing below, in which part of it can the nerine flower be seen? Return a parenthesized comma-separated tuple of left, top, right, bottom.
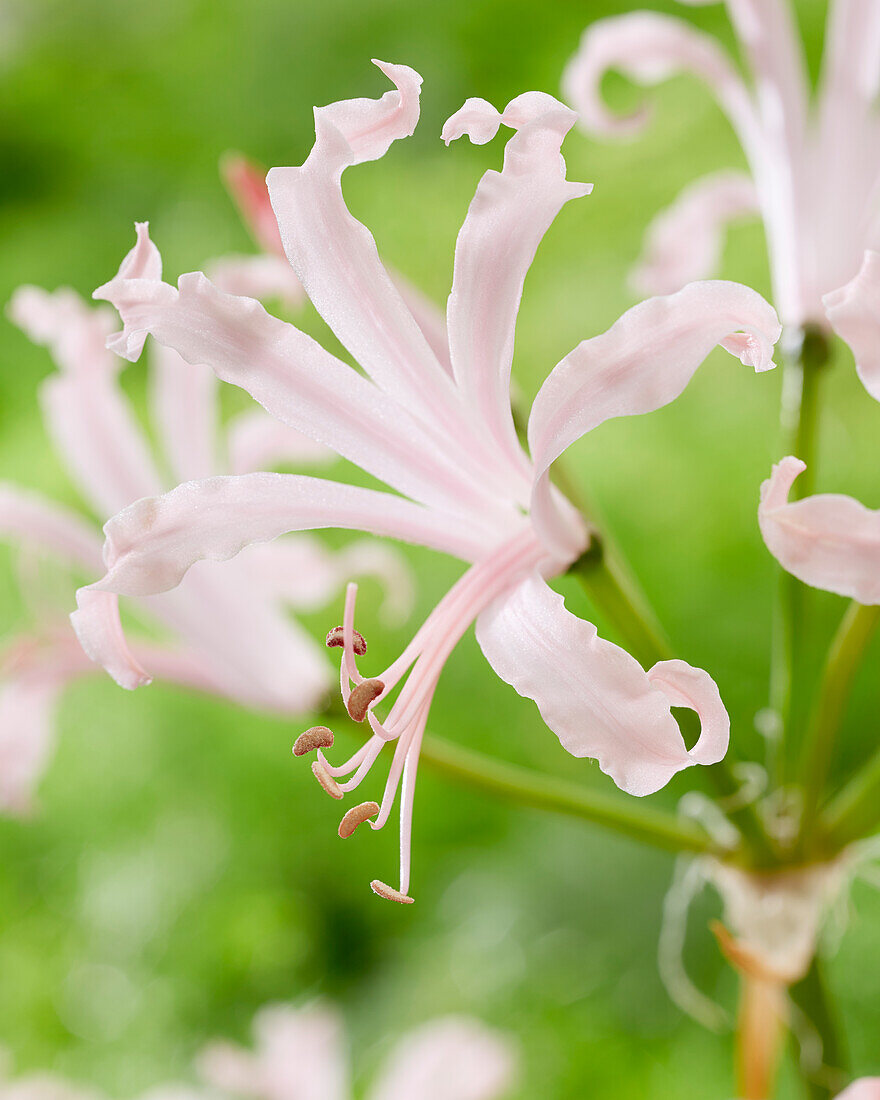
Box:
(0, 272, 406, 815)
(197, 1003, 516, 1100)
(75, 62, 781, 902)
(564, 0, 880, 397)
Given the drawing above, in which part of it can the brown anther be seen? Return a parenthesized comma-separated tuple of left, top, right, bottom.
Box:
(347, 678, 384, 722)
(326, 625, 367, 656)
(292, 726, 334, 757)
(311, 761, 344, 800)
(370, 879, 414, 905)
(338, 801, 380, 838)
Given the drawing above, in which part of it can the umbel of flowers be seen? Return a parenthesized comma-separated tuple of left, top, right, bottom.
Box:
(73, 61, 783, 905)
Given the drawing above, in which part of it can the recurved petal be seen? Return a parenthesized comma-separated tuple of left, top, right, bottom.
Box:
(476, 574, 729, 796)
(758, 457, 880, 604)
(70, 589, 152, 690)
(631, 170, 758, 296)
(824, 250, 880, 403)
(94, 221, 167, 361)
(226, 409, 335, 475)
(8, 285, 118, 375)
(368, 1017, 516, 1100)
(562, 11, 759, 153)
(835, 1081, 880, 1100)
(444, 91, 590, 491)
(0, 482, 103, 574)
(528, 280, 780, 558)
(149, 344, 218, 483)
(207, 254, 306, 310)
(89, 473, 500, 599)
(221, 152, 285, 256)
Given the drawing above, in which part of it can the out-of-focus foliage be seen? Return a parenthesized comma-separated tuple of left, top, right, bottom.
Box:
(0, 1, 877, 1096)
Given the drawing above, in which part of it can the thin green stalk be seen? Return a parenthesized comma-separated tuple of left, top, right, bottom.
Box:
(799, 602, 880, 850)
(419, 733, 724, 856)
(789, 956, 847, 1099)
(821, 739, 880, 851)
(771, 326, 830, 784)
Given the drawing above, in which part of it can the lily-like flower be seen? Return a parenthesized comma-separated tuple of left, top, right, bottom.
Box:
(197, 1003, 516, 1100)
(77, 61, 782, 902)
(1, 279, 407, 815)
(564, 0, 880, 395)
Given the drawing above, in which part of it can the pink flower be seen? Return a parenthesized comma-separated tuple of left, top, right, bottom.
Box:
(1, 277, 408, 815)
(564, 0, 880, 369)
(197, 1004, 516, 1100)
(78, 61, 781, 901)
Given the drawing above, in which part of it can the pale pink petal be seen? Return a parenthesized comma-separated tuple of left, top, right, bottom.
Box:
(226, 409, 335, 475)
(207, 254, 305, 311)
(758, 457, 880, 604)
(85, 473, 499, 600)
(528, 280, 781, 557)
(221, 153, 285, 256)
(445, 92, 591, 489)
(368, 1017, 516, 1100)
(562, 12, 760, 154)
(199, 1005, 348, 1100)
(824, 250, 880, 402)
(631, 170, 758, 296)
(0, 634, 94, 816)
(10, 285, 163, 517)
(70, 589, 151, 690)
(149, 343, 218, 483)
(93, 221, 164, 360)
(835, 1080, 880, 1100)
(95, 228, 508, 520)
(265, 62, 460, 428)
(441, 98, 502, 145)
(390, 273, 452, 376)
(476, 574, 729, 795)
(0, 482, 103, 573)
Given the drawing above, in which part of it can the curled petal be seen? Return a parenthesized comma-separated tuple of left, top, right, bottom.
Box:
(528, 280, 781, 557)
(758, 457, 880, 603)
(8, 285, 117, 375)
(445, 91, 591, 491)
(476, 574, 729, 796)
(70, 589, 151, 690)
(824, 250, 880, 403)
(562, 12, 759, 154)
(631, 171, 758, 296)
(368, 1017, 516, 1100)
(85, 473, 498, 599)
(441, 97, 502, 145)
(93, 221, 165, 360)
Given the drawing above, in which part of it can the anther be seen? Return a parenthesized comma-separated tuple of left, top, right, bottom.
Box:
(338, 801, 380, 838)
(326, 625, 367, 655)
(347, 678, 384, 722)
(311, 760, 344, 799)
(370, 880, 414, 905)
(293, 726, 334, 756)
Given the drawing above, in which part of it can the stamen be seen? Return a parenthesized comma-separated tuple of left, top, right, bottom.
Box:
(311, 760, 344, 799)
(326, 624, 367, 656)
(292, 726, 334, 756)
(338, 801, 380, 838)
(347, 678, 385, 722)
(370, 880, 414, 905)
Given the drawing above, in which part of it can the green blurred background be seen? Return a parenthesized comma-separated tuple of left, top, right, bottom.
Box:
(1, 0, 878, 1095)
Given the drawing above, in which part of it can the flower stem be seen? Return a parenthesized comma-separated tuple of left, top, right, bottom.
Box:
(771, 326, 830, 783)
(820, 732, 880, 851)
(418, 733, 726, 856)
(798, 602, 880, 850)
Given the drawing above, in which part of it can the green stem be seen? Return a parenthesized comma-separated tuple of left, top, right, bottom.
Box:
(821, 738, 880, 850)
(799, 602, 880, 850)
(771, 326, 829, 784)
(788, 955, 847, 1099)
(569, 538, 673, 669)
(419, 733, 725, 856)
